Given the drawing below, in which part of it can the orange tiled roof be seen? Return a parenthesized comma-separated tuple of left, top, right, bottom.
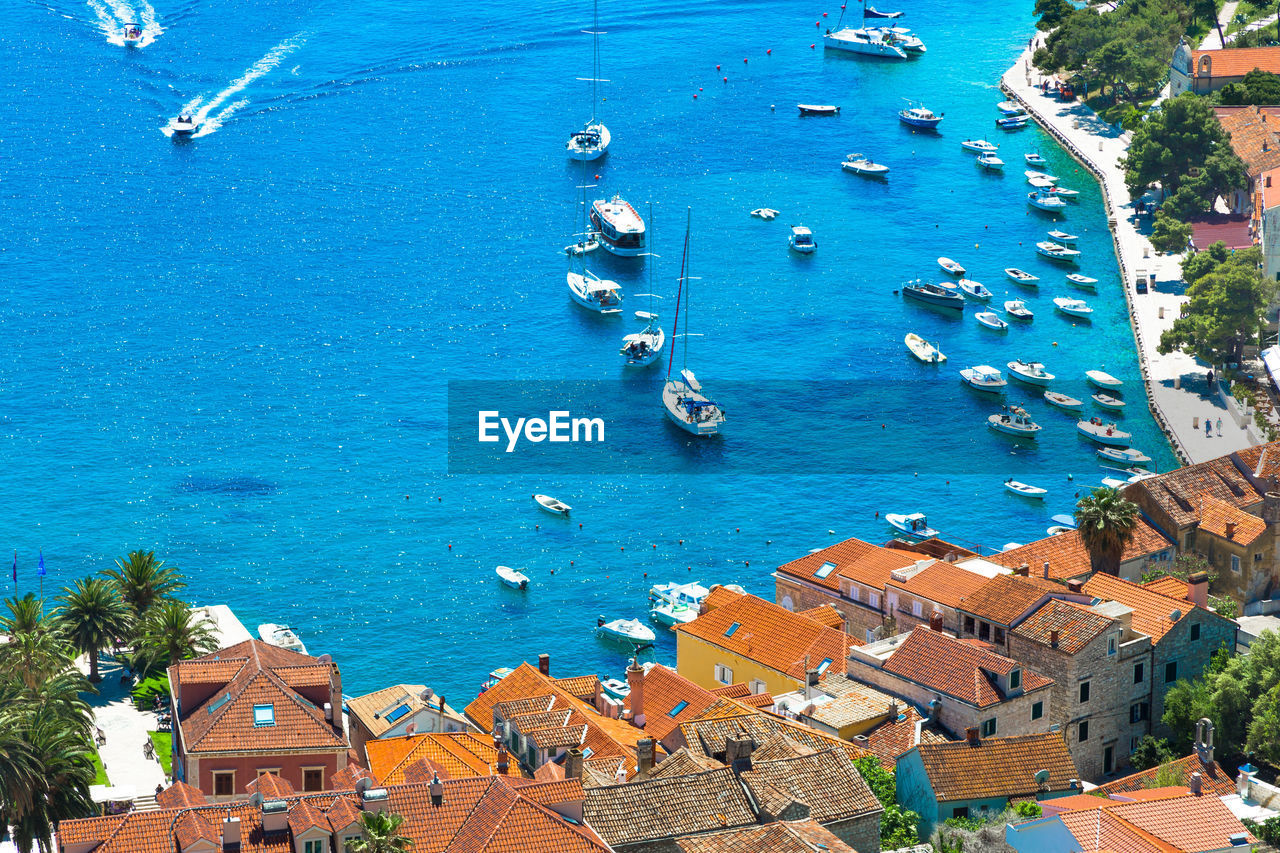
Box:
(777, 536, 918, 592)
(880, 627, 1053, 708)
(633, 664, 721, 742)
(1142, 577, 1191, 600)
(1219, 104, 1280, 177)
(1232, 441, 1280, 481)
(1060, 792, 1257, 853)
(325, 796, 361, 833)
(1194, 46, 1280, 78)
(553, 675, 600, 703)
(1058, 806, 1175, 853)
(645, 746, 724, 779)
(675, 818, 857, 853)
(885, 538, 980, 560)
(246, 772, 295, 798)
(674, 590, 856, 681)
(330, 761, 373, 790)
(286, 799, 329, 836)
(860, 706, 951, 771)
(957, 574, 1071, 626)
(505, 777, 584, 806)
(885, 560, 992, 609)
(347, 684, 465, 738)
(679, 708, 873, 765)
(1129, 452, 1262, 528)
(583, 768, 758, 847)
(154, 780, 206, 809)
(991, 520, 1174, 580)
(366, 732, 512, 786)
(797, 603, 845, 629)
(1010, 599, 1114, 654)
(909, 731, 1078, 802)
(173, 812, 219, 849)
(1197, 492, 1267, 544)
(1093, 754, 1236, 798)
(1082, 573, 1224, 644)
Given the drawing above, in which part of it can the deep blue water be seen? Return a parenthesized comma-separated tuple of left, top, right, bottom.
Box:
(2, 0, 1178, 698)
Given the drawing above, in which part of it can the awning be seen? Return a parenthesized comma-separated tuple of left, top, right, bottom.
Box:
(1262, 346, 1280, 388)
(89, 785, 137, 804)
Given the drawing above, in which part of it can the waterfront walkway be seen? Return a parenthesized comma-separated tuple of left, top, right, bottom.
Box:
(1000, 39, 1257, 465)
(82, 654, 169, 804)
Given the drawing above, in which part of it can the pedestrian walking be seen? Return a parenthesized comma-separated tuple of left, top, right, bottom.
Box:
(1217, 417, 1223, 436)
(1206, 417, 1213, 437)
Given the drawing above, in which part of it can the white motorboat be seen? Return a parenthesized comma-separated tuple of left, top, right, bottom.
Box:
(1025, 170, 1060, 183)
(997, 116, 1029, 130)
(650, 600, 699, 626)
(600, 677, 630, 700)
(1002, 542, 1025, 551)
(1097, 446, 1152, 466)
(1051, 513, 1078, 529)
(597, 617, 657, 645)
(959, 279, 992, 301)
(532, 493, 572, 515)
(885, 512, 939, 539)
(938, 257, 966, 276)
(1051, 187, 1079, 200)
(1036, 241, 1081, 262)
(1054, 297, 1093, 318)
(564, 234, 601, 255)
(1092, 393, 1125, 410)
(650, 580, 712, 606)
(1004, 479, 1047, 499)
(975, 311, 1008, 332)
(1025, 152, 1047, 166)
(1086, 369, 1122, 389)
(566, 0, 611, 161)
(750, 208, 779, 220)
(568, 270, 624, 313)
(1077, 418, 1132, 446)
(1007, 359, 1055, 385)
(903, 281, 965, 309)
(1044, 390, 1082, 410)
(997, 100, 1025, 116)
(905, 333, 946, 363)
(258, 624, 308, 655)
(591, 196, 646, 256)
(1028, 189, 1068, 212)
(1028, 175, 1057, 189)
(960, 364, 1007, 392)
(842, 153, 890, 176)
(1005, 268, 1039, 285)
(1005, 300, 1034, 321)
(989, 406, 1041, 438)
(789, 225, 817, 253)
(977, 152, 1005, 170)
(822, 26, 909, 59)
(171, 115, 198, 137)
(622, 312, 665, 366)
(1047, 525, 1074, 535)
(122, 23, 143, 45)
(798, 104, 842, 116)
(664, 210, 726, 437)
(1066, 273, 1097, 290)
(1048, 230, 1079, 244)
(496, 566, 530, 590)
(899, 100, 943, 129)
(961, 139, 998, 154)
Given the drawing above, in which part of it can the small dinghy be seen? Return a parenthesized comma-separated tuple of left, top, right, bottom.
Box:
(903, 281, 965, 309)
(1007, 359, 1054, 385)
(977, 152, 1005, 170)
(959, 279, 992, 300)
(1066, 273, 1097, 290)
(596, 616, 657, 645)
(989, 406, 1041, 438)
(533, 493, 571, 515)
(1086, 369, 1122, 389)
(960, 364, 1007, 392)
(1092, 393, 1126, 411)
(997, 116, 1029, 129)
(1025, 152, 1047, 166)
(122, 22, 143, 45)
(750, 208, 779, 220)
(1051, 513, 1078, 529)
(1004, 479, 1047, 499)
(1077, 418, 1132, 446)
(798, 104, 841, 116)
(1026, 170, 1060, 183)
(1036, 242, 1081, 262)
(865, 5, 904, 17)
(1028, 190, 1068, 212)
(1005, 268, 1039, 285)
(564, 235, 601, 255)
(1005, 300, 1035, 321)
(1054, 297, 1093, 318)
(1051, 186, 1079, 200)
(905, 333, 946, 363)
(600, 677, 630, 699)
(961, 139, 998, 153)
(975, 311, 1008, 332)
(496, 566, 530, 590)
(1049, 230, 1079, 244)
(650, 600, 698, 626)
(1028, 175, 1056, 189)
(938, 257, 966, 276)
(1044, 390, 1083, 411)
(886, 512, 939, 539)
(996, 100, 1025, 116)
(1097, 446, 1152, 466)
(842, 153, 890, 176)
(1047, 525, 1074, 535)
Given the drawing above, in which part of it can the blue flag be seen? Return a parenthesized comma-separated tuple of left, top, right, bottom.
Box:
(37, 551, 45, 577)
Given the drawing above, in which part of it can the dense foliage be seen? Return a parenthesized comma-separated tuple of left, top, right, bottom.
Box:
(853, 756, 921, 849)
(1129, 734, 1177, 770)
(1217, 69, 1280, 105)
(1158, 243, 1276, 367)
(1074, 487, 1140, 576)
(1160, 637, 1279, 762)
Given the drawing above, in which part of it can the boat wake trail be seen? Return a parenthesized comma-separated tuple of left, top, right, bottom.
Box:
(88, 0, 162, 46)
(161, 34, 306, 138)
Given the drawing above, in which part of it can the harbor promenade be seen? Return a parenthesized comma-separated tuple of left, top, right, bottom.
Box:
(80, 654, 169, 807)
(1000, 40, 1258, 465)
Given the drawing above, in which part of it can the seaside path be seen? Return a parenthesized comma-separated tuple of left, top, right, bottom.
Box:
(81, 654, 169, 803)
(1001, 39, 1256, 465)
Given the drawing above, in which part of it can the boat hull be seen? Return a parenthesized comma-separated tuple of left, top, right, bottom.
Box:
(885, 514, 938, 539)
(1044, 392, 1082, 410)
(903, 286, 963, 309)
(567, 123, 611, 161)
(1004, 482, 1047, 499)
(663, 380, 724, 436)
(568, 271, 623, 314)
(1008, 364, 1053, 386)
(823, 29, 908, 58)
(1077, 422, 1131, 446)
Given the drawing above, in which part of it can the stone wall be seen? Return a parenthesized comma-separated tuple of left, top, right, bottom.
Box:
(774, 574, 887, 640)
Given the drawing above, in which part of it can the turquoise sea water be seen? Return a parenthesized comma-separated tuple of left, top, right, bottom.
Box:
(3, 0, 1178, 697)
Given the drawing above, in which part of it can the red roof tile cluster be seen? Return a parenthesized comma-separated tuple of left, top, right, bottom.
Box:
(777, 536, 918, 592)
(957, 574, 1074, 626)
(885, 560, 989, 609)
(1082, 573, 1226, 644)
(246, 772, 295, 799)
(908, 731, 1078, 802)
(1093, 754, 1235, 798)
(1197, 492, 1267, 544)
(1188, 213, 1254, 251)
(154, 780, 206, 809)
(365, 732, 514, 785)
(1010, 599, 1115, 654)
(884, 538, 980, 560)
(879, 627, 1053, 707)
(991, 520, 1174, 580)
(859, 706, 951, 771)
(1128, 452, 1263, 529)
(1056, 789, 1256, 852)
(635, 664, 723, 742)
(675, 818, 857, 853)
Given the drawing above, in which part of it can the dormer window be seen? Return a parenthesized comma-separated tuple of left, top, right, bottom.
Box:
(253, 704, 275, 727)
(1009, 669, 1022, 691)
(814, 561, 837, 579)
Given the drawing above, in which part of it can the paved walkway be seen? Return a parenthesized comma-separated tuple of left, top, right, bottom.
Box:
(82, 654, 169, 799)
(1202, 1, 1240, 49)
(1001, 39, 1258, 465)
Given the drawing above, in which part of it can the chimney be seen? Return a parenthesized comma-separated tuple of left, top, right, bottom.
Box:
(565, 747, 584, 780)
(626, 659, 646, 727)
(1187, 571, 1209, 608)
(1043, 561, 1051, 580)
(430, 772, 443, 807)
(805, 667, 821, 700)
(496, 742, 509, 775)
(1195, 718, 1215, 765)
(221, 816, 241, 847)
(1263, 492, 1280, 525)
(1066, 579, 1084, 594)
(1014, 563, 1030, 577)
(1050, 629, 1060, 648)
(1225, 521, 1237, 539)
(359, 788, 389, 814)
(261, 800, 288, 833)
(538, 653, 550, 676)
(929, 610, 944, 632)
(329, 661, 343, 734)
(966, 726, 980, 746)
(726, 732, 756, 772)
(492, 724, 502, 751)
(1191, 771, 1203, 796)
(636, 738, 656, 776)
(888, 698, 899, 719)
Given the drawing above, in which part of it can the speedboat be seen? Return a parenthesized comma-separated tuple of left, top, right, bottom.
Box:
(885, 512, 939, 539)
(122, 23, 143, 45)
(938, 257, 966, 276)
(798, 104, 841, 116)
(1025, 152, 1047, 166)
(905, 333, 946, 363)
(590, 196, 646, 256)
(1092, 393, 1126, 410)
(996, 100, 1025, 116)
(789, 225, 816, 253)
(480, 667, 515, 693)
(532, 493, 571, 515)
(899, 101, 943, 129)
(1007, 359, 1055, 385)
(975, 311, 1008, 332)
(650, 580, 712, 607)
(960, 364, 1007, 392)
(258, 624, 307, 655)
(750, 208, 779, 220)
(650, 600, 698, 626)
(596, 617, 657, 645)
(1051, 187, 1080, 200)
(997, 116, 1028, 130)
(1005, 268, 1039, 285)
(664, 369, 726, 436)
(959, 279, 992, 301)
(1066, 273, 1097, 290)
(1027, 175, 1056, 189)
(977, 152, 1005, 170)
(961, 139, 998, 154)
(171, 115, 198, 137)
(989, 406, 1041, 438)
(1049, 230, 1079, 244)
(822, 27, 909, 59)
(903, 281, 964, 309)
(1005, 300, 1034, 320)
(1054, 297, 1093, 318)
(1086, 369, 1123, 389)
(1036, 241, 1081, 262)
(1097, 446, 1152, 466)
(864, 5, 903, 17)
(564, 234, 601, 255)
(600, 677, 630, 700)
(842, 153, 890, 176)
(1044, 390, 1083, 410)
(1025, 170, 1060, 183)
(621, 312, 665, 366)
(567, 123, 611, 161)
(1004, 479, 1047, 499)
(1028, 190, 1068, 212)
(496, 566, 530, 590)
(1077, 418, 1132, 446)
(568, 270, 624, 313)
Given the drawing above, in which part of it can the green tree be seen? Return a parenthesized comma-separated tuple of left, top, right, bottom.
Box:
(2, 593, 50, 635)
(346, 810, 414, 853)
(1158, 247, 1276, 367)
(1247, 684, 1280, 766)
(1217, 69, 1280, 105)
(1123, 94, 1241, 199)
(1150, 212, 1193, 255)
(103, 550, 185, 625)
(136, 599, 218, 668)
(1074, 487, 1140, 575)
(1034, 0, 1075, 29)
(55, 577, 132, 682)
(1129, 735, 1176, 770)
(854, 757, 920, 849)
(0, 630, 75, 690)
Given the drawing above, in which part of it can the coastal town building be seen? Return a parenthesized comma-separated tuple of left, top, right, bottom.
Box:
(770, 671, 902, 740)
(165, 640, 349, 800)
(895, 730, 1079, 837)
(773, 536, 921, 638)
(363, 731, 515, 785)
(346, 684, 470, 761)
(882, 559, 990, 633)
(953, 572, 1093, 652)
(1171, 41, 1280, 95)
(857, 704, 952, 771)
(989, 520, 1176, 583)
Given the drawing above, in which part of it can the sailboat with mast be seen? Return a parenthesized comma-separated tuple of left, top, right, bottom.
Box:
(564, 160, 600, 256)
(662, 210, 725, 436)
(566, 0, 611, 161)
(621, 205, 665, 366)
(822, 0, 910, 59)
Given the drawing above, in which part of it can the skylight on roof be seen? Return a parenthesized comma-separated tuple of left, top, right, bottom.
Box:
(817, 658, 833, 674)
(814, 561, 837, 579)
(253, 704, 275, 727)
(207, 694, 231, 714)
(724, 622, 741, 637)
(581, 746, 594, 758)
(668, 700, 689, 717)
(384, 704, 411, 724)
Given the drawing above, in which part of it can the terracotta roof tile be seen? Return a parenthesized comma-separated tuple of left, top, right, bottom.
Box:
(879, 627, 1053, 707)
(553, 675, 600, 703)
(885, 560, 991, 608)
(1197, 492, 1267, 544)
(1061, 793, 1258, 853)
(1082, 573, 1222, 644)
(777, 536, 918, 591)
(246, 771, 295, 798)
(1010, 599, 1115, 653)
(885, 538, 980, 560)
(505, 777, 584, 806)
(1094, 754, 1236, 798)
(331, 761, 373, 790)
(741, 747, 882, 824)
(583, 768, 758, 847)
(675, 818, 857, 853)
(54, 814, 125, 848)
(861, 706, 951, 771)
(1128, 452, 1262, 528)
(366, 733, 511, 786)
(908, 731, 1078, 802)
(173, 811, 220, 848)
(797, 603, 845, 629)
(991, 520, 1174, 580)
(634, 664, 721, 742)
(325, 796, 362, 833)
(680, 709, 873, 765)
(750, 733, 816, 762)
(1058, 806, 1175, 853)
(1196, 47, 1280, 78)
(154, 780, 207, 809)
(644, 746, 724, 779)
(1141, 577, 1190, 600)
(347, 684, 464, 738)
(286, 799, 329, 836)
(958, 574, 1074, 626)
(1232, 441, 1280, 481)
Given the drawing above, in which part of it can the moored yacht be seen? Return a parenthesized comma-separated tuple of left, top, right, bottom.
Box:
(591, 196, 646, 256)
(1028, 189, 1068, 212)
(961, 139, 998, 153)
(258, 623, 308, 655)
(663, 209, 726, 437)
(899, 101, 943, 129)
(960, 364, 1007, 392)
(822, 26, 909, 59)
(567, 269, 623, 313)
(1007, 359, 1054, 385)
(988, 406, 1041, 438)
(885, 512, 939, 539)
(596, 617, 656, 645)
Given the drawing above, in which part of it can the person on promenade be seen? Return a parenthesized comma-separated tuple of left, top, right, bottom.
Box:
(1217, 417, 1223, 436)
(1206, 417, 1213, 437)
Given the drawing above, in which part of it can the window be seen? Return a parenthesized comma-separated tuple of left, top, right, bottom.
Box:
(1165, 661, 1178, 684)
(1079, 720, 1090, 742)
(1134, 662, 1145, 685)
(1231, 555, 1241, 573)
(868, 592, 880, 609)
(302, 767, 324, 792)
(714, 664, 733, 685)
(213, 771, 235, 797)
(1009, 669, 1022, 691)
(257, 767, 281, 778)
(979, 621, 991, 641)
(912, 600, 923, 618)
(849, 585, 860, 602)
(1190, 623, 1201, 642)
(1130, 702, 1149, 723)
(994, 627, 1005, 646)
(1108, 634, 1118, 656)
(252, 704, 275, 727)
(1079, 681, 1091, 704)
(724, 622, 741, 638)
(668, 700, 689, 717)
(1031, 701, 1044, 721)
(1103, 745, 1114, 775)
(815, 561, 837, 579)
(952, 806, 970, 819)
(964, 615, 975, 634)
(981, 718, 997, 737)
(304, 840, 325, 853)
(207, 694, 231, 714)
(749, 679, 768, 695)
(384, 703, 410, 724)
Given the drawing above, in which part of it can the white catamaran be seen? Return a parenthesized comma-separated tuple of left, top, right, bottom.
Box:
(662, 209, 725, 436)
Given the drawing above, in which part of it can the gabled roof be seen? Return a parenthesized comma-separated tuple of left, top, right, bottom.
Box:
(552, 675, 600, 703)
(777, 536, 918, 592)
(246, 771, 295, 798)
(1011, 599, 1115, 654)
(1197, 493, 1267, 545)
(1082, 573, 1225, 644)
(1142, 577, 1191, 600)
(1093, 754, 1235, 798)
(1057, 790, 1257, 853)
(957, 574, 1074, 627)
(155, 780, 206, 809)
(1127, 452, 1262, 529)
(906, 731, 1078, 802)
(330, 761, 373, 790)
(879, 627, 1053, 708)
(365, 732, 512, 785)
(885, 560, 990, 609)
(1193, 46, 1280, 78)
(674, 589, 856, 680)
(347, 684, 465, 738)
(860, 706, 951, 771)
(675, 818, 857, 853)
(286, 799, 329, 836)
(679, 707, 873, 765)
(643, 746, 724, 779)
(738, 747, 883, 824)
(582, 768, 758, 847)
(797, 603, 845, 629)
(633, 664, 722, 742)
(990, 520, 1174, 580)
(173, 811, 220, 849)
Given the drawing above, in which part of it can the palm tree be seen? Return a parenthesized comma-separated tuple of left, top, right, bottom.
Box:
(2, 593, 49, 635)
(346, 811, 413, 853)
(1075, 486, 1140, 576)
(9, 713, 95, 853)
(139, 599, 218, 666)
(0, 629, 74, 690)
(102, 550, 185, 622)
(55, 578, 132, 682)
